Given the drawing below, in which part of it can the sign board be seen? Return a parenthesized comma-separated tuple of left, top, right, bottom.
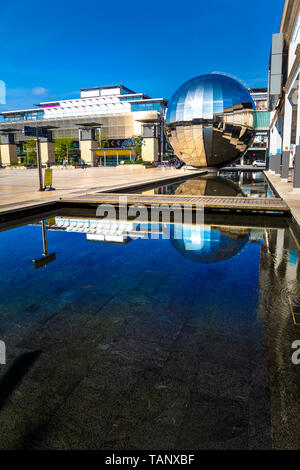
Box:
(32, 252, 56, 269)
(47, 217, 56, 226)
(44, 169, 52, 187)
(23, 126, 49, 138)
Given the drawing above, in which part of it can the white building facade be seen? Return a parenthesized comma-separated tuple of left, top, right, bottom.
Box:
(0, 85, 167, 166)
(268, 0, 300, 186)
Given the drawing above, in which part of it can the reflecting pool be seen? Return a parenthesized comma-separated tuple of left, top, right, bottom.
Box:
(0, 211, 300, 450)
(126, 172, 275, 198)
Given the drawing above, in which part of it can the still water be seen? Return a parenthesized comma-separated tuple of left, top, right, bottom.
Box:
(0, 210, 299, 450)
(125, 171, 275, 198)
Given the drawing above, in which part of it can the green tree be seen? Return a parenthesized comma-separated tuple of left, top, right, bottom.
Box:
(24, 140, 37, 165)
(54, 136, 74, 162)
(131, 135, 144, 158)
(96, 129, 109, 148)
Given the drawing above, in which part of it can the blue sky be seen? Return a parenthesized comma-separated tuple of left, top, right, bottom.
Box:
(0, 0, 284, 111)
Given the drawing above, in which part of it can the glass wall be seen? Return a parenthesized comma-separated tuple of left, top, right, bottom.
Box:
(254, 111, 270, 128)
(131, 102, 162, 112)
(2, 111, 44, 122)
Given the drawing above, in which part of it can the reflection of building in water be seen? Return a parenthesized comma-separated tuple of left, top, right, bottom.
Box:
(258, 226, 300, 449)
(220, 171, 274, 198)
(169, 224, 250, 264)
(51, 217, 164, 243)
(174, 175, 244, 197)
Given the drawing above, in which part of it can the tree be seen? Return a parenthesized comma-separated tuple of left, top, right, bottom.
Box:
(96, 129, 109, 148)
(24, 140, 37, 165)
(131, 135, 144, 158)
(54, 136, 74, 162)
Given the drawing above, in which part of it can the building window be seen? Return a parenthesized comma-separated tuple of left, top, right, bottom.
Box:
(254, 111, 270, 128)
(131, 102, 162, 112)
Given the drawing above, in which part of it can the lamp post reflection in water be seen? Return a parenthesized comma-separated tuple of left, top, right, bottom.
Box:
(31, 219, 56, 269)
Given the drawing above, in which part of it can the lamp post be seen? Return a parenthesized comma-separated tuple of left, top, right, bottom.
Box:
(23, 125, 58, 191)
(35, 126, 44, 191)
(31, 219, 56, 269)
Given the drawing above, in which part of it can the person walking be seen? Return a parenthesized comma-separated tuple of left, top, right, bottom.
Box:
(62, 158, 67, 169)
(81, 159, 85, 169)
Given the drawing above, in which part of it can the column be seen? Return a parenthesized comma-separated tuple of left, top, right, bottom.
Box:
(281, 151, 289, 180)
(282, 93, 292, 162)
(274, 153, 281, 175)
(293, 145, 300, 192)
(79, 127, 97, 166)
(296, 77, 300, 147)
(0, 133, 17, 166)
(40, 131, 55, 164)
(141, 123, 158, 162)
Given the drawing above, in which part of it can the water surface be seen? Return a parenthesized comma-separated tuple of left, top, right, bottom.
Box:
(0, 213, 299, 450)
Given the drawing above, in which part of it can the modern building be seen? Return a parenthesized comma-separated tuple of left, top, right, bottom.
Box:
(268, 0, 300, 185)
(0, 85, 167, 166)
(243, 87, 270, 164)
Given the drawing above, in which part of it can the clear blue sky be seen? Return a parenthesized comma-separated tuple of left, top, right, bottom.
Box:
(1, 0, 284, 111)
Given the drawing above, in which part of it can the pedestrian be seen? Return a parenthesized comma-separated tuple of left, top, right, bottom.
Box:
(81, 159, 85, 169)
(62, 158, 66, 169)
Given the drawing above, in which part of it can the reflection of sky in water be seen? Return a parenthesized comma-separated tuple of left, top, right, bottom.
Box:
(289, 250, 298, 266)
(0, 223, 257, 326)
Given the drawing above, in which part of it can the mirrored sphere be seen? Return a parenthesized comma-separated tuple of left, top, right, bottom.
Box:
(166, 73, 255, 168)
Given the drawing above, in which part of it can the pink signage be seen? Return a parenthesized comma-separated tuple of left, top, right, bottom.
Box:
(41, 103, 60, 108)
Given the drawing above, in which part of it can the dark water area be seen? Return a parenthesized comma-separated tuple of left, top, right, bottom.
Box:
(0, 211, 299, 449)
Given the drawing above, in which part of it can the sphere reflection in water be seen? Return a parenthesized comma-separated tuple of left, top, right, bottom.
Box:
(174, 175, 245, 197)
(166, 73, 255, 168)
(170, 224, 249, 263)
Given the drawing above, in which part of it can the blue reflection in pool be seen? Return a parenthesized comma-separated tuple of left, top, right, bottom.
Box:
(169, 224, 249, 264)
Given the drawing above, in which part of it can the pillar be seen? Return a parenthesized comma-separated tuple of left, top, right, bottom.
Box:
(274, 153, 281, 175)
(0, 133, 17, 166)
(296, 77, 300, 147)
(40, 141, 55, 164)
(281, 150, 289, 181)
(39, 131, 55, 164)
(282, 93, 292, 156)
(141, 138, 158, 162)
(79, 127, 97, 166)
(293, 145, 300, 192)
(265, 148, 270, 170)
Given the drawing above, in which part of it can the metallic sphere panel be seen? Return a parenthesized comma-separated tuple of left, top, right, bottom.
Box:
(166, 74, 255, 168)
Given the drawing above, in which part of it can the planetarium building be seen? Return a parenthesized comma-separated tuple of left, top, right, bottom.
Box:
(166, 73, 256, 168)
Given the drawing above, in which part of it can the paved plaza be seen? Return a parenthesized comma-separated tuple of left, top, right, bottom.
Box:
(0, 167, 190, 210)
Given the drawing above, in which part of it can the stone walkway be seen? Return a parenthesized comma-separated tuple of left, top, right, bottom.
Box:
(264, 171, 300, 227)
